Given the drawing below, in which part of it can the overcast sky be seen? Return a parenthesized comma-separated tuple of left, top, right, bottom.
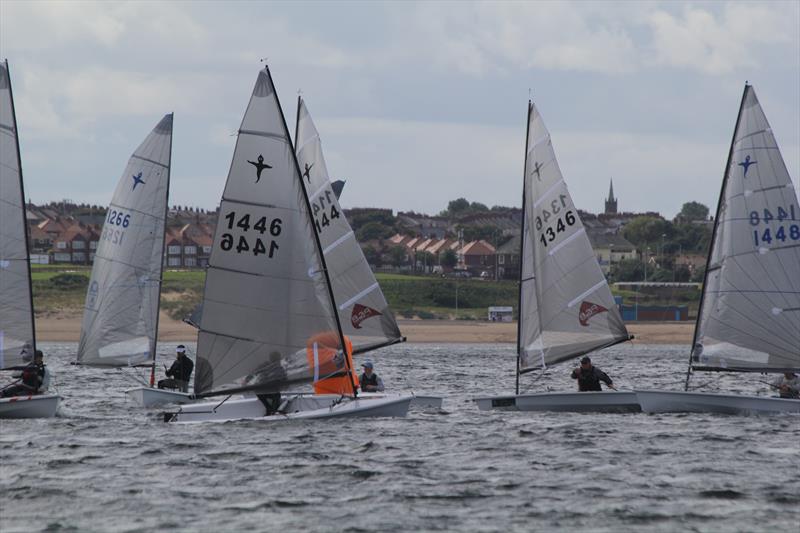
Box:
(2, 1, 798, 218)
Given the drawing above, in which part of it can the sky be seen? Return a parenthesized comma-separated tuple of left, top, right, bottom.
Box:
(1, 0, 798, 218)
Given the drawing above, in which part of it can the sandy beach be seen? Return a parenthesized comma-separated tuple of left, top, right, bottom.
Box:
(35, 313, 693, 345)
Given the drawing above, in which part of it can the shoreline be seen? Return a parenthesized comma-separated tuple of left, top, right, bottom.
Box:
(34, 314, 693, 345)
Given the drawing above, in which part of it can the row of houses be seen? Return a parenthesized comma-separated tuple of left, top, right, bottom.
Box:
(27, 215, 216, 268)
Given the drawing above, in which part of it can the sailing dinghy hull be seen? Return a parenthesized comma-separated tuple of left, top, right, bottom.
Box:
(636, 390, 800, 415)
(0, 394, 60, 418)
(473, 391, 641, 413)
(359, 392, 443, 409)
(126, 387, 193, 408)
(165, 394, 412, 423)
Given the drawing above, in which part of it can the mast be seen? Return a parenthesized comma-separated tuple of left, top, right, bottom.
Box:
(515, 101, 532, 395)
(5, 60, 36, 354)
(288, 89, 358, 398)
(684, 83, 749, 391)
(150, 112, 174, 387)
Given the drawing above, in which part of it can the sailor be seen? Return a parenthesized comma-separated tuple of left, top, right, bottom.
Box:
(1, 350, 46, 397)
(771, 372, 800, 399)
(359, 360, 385, 393)
(158, 345, 194, 392)
(570, 356, 616, 392)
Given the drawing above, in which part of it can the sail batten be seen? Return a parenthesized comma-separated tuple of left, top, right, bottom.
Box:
(294, 97, 404, 354)
(518, 102, 630, 373)
(691, 85, 800, 373)
(0, 60, 35, 369)
(76, 114, 173, 367)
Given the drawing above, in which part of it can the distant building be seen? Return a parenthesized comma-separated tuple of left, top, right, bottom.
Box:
(604, 179, 618, 215)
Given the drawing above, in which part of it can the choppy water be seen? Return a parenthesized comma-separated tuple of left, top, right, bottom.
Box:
(1, 342, 798, 532)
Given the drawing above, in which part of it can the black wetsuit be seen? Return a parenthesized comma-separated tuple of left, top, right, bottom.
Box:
(158, 356, 194, 392)
(571, 366, 613, 392)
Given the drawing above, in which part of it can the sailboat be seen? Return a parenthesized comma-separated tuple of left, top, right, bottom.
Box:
(295, 97, 441, 409)
(0, 60, 60, 418)
(166, 66, 412, 423)
(75, 114, 178, 406)
(473, 100, 637, 413)
(636, 84, 800, 415)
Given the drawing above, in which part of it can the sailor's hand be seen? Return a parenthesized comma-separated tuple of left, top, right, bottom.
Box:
(607, 384, 618, 391)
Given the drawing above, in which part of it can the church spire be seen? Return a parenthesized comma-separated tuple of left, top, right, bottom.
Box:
(604, 178, 618, 214)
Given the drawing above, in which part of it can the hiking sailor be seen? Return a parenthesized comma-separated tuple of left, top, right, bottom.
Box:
(570, 356, 616, 392)
(158, 345, 194, 392)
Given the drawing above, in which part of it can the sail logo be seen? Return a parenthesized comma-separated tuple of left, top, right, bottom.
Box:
(247, 154, 272, 183)
(302, 162, 314, 183)
(131, 172, 145, 190)
(578, 301, 608, 326)
(738, 155, 757, 177)
(351, 304, 381, 329)
(87, 281, 99, 309)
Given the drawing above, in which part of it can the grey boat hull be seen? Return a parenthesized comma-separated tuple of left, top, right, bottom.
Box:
(636, 390, 800, 415)
(473, 391, 641, 413)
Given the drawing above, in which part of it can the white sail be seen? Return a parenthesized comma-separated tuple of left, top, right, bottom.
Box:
(77, 114, 173, 367)
(295, 98, 403, 354)
(519, 102, 630, 373)
(0, 60, 35, 369)
(691, 85, 800, 372)
(194, 68, 343, 395)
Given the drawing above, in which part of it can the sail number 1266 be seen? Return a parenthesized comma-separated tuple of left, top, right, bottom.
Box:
(220, 211, 281, 258)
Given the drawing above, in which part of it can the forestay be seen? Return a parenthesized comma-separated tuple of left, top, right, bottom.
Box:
(77, 114, 173, 367)
(519, 102, 629, 373)
(691, 85, 800, 372)
(195, 68, 342, 396)
(295, 98, 403, 354)
(0, 60, 35, 369)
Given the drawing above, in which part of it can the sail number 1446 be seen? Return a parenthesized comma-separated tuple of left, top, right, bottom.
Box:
(220, 211, 282, 258)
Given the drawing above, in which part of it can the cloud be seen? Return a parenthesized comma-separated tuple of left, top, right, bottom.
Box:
(405, 2, 640, 75)
(646, 3, 799, 74)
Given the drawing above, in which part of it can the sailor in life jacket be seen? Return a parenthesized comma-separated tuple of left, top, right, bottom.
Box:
(2, 349, 47, 398)
(359, 360, 385, 393)
(306, 332, 360, 395)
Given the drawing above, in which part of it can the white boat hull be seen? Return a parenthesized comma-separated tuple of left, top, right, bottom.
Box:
(0, 394, 60, 419)
(636, 390, 800, 415)
(125, 387, 193, 408)
(165, 394, 412, 423)
(358, 392, 443, 409)
(473, 391, 641, 413)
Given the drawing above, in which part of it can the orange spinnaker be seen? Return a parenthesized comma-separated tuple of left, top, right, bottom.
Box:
(306, 331, 359, 395)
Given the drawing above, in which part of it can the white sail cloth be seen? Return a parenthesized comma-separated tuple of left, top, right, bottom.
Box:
(77, 114, 173, 367)
(519, 102, 629, 372)
(195, 68, 341, 395)
(692, 86, 800, 372)
(0, 61, 35, 369)
(295, 98, 402, 354)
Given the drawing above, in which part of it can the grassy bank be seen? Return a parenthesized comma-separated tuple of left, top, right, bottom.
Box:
(30, 266, 699, 321)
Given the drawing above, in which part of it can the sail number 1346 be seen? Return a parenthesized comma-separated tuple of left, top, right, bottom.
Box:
(220, 211, 281, 258)
(536, 194, 577, 248)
